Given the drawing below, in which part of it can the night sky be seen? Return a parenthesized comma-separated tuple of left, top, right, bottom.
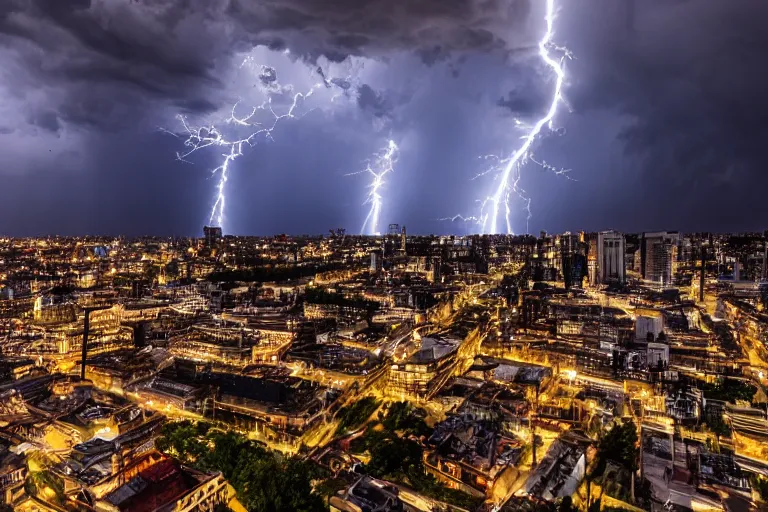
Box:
(1, 0, 767, 237)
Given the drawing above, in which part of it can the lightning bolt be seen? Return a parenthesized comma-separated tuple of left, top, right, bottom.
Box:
(471, 0, 572, 235)
(165, 55, 355, 232)
(439, 215, 482, 223)
(173, 87, 319, 229)
(348, 140, 399, 236)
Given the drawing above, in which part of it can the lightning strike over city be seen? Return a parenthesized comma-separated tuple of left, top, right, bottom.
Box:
(169, 74, 321, 231)
(164, 54, 361, 232)
(5, 0, 768, 510)
(349, 140, 399, 236)
(478, 0, 572, 235)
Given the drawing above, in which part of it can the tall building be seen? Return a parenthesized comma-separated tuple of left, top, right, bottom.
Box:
(560, 232, 587, 289)
(370, 250, 383, 273)
(595, 230, 626, 285)
(641, 232, 680, 287)
(431, 256, 442, 283)
(203, 226, 222, 248)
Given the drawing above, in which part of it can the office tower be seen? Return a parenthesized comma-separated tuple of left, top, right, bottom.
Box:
(370, 250, 383, 272)
(641, 232, 680, 287)
(203, 225, 223, 248)
(432, 256, 442, 283)
(596, 230, 626, 285)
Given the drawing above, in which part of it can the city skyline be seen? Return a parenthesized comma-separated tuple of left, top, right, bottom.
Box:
(1, 229, 767, 512)
(4, 2, 768, 511)
(2, 0, 767, 236)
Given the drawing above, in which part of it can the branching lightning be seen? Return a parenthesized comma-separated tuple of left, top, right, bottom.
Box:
(348, 140, 399, 236)
(165, 55, 355, 232)
(456, 0, 573, 235)
(439, 214, 482, 223)
(172, 85, 319, 229)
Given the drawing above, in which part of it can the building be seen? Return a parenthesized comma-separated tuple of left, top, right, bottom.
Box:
(636, 310, 664, 342)
(424, 413, 523, 498)
(203, 226, 222, 248)
(91, 451, 233, 512)
(330, 476, 404, 512)
(594, 231, 626, 285)
(641, 232, 680, 287)
(130, 377, 203, 413)
(387, 337, 460, 399)
(0, 449, 26, 507)
(646, 339, 670, 370)
(370, 250, 383, 273)
(522, 433, 589, 501)
(431, 256, 442, 283)
(195, 372, 330, 446)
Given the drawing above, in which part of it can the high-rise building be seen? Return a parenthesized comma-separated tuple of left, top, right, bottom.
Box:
(560, 232, 586, 289)
(370, 250, 383, 273)
(431, 256, 442, 283)
(595, 230, 626, 285)
(641, 232, 680, 287)
(203, 226, 223, 248)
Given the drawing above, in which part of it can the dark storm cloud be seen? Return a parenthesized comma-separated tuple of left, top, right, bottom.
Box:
(3, 0, 767, 236)
(28, 111, 61, 133)
(0, 0, 540, 235)
(228, 0, 535, 60)
(0, 0, 538, 133)
(356, 85, 390, 118)
(496, 67, 551, 117)
(568, 1, 768, 192)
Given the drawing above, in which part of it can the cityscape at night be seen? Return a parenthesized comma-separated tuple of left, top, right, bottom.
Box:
(2, 0, 768, 511)
(0, 230, 767, 511)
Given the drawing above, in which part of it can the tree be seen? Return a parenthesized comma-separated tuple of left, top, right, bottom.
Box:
(595, 422, 639, 476)
(358, 406, 481, 511)
(155, 422, 326, 512)
(381, 401, 430, 436)
(335, 397, 380, 435)
(154, 420, 209, 463)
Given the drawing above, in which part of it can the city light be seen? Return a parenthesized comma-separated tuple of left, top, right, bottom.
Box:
(0, 1, 762, 508)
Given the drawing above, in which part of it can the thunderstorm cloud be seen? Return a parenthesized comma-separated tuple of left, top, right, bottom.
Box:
(0, 0, 766, 235)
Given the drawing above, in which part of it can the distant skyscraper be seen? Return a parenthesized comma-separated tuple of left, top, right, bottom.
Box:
(560, 232, 586, 289)
(431, 256, 442, 283)
(641, 232, 680, 287)
(203, 226, 222, 248)
(595, 230, 626, 285)
(370, 250, 383, 273)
